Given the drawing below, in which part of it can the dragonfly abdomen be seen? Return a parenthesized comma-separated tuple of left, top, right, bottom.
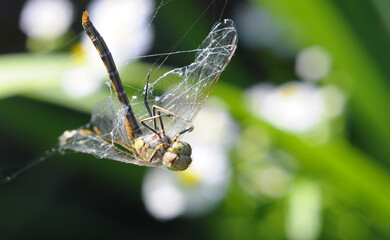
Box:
(82, 11, 142, 140)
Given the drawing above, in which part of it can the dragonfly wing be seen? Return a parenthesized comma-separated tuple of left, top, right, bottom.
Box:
(91, 98, 118, 135)
(58, 129, 157, 167)
(91, 98, 131, 147)
(145, 19, 237, 138)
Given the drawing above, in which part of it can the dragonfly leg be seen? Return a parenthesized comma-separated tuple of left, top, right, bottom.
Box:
(140, 115, 165, 138)
(141, 104, 182, 138)
(140, 112, 180, 139)
(147, 143, 165, 163)
(141, 105, 194, 141)
(173, 124, 194, 142)
(151, 105, 194, 141)
(151, 105, 182, 138)
(152, 105, 191, 123)
(152, 105, 180, 136)
(155, 109, 166, 137)
(143, 69, 157, 130)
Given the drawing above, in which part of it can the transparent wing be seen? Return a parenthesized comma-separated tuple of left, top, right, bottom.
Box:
(91, 98, 131, 147)
(58, 129, 160, 168)
(91, 98, 118, 136)
(140, 19, 238, 138)
(59, 98, 162, 167)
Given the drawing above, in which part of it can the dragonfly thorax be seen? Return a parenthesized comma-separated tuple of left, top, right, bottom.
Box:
(134, 134, 192, 171)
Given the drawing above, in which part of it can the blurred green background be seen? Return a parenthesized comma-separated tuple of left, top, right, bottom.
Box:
(1, 0, 390, 239)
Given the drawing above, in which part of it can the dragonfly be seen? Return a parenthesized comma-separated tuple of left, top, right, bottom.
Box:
(59, 11, 237, 171)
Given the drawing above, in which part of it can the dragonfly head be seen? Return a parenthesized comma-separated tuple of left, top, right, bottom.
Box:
(163, 141, 192, 171)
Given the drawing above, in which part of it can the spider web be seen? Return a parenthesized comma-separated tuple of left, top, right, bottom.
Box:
(59, 19, 237, 166)
(131, 19, 237, 138)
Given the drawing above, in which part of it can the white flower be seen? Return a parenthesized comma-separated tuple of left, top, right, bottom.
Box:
(19, 0, 73, 40)
(142, 103, 238, 220)
(295, 46, 332, 82)
(247, 82, 326, 133)
(61, 0, 154, 98)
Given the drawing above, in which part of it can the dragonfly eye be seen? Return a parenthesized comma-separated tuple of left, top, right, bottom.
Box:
(162, 152, 192, 171)
(171, 141, 192, 156)
(163, 142, 192, 171)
